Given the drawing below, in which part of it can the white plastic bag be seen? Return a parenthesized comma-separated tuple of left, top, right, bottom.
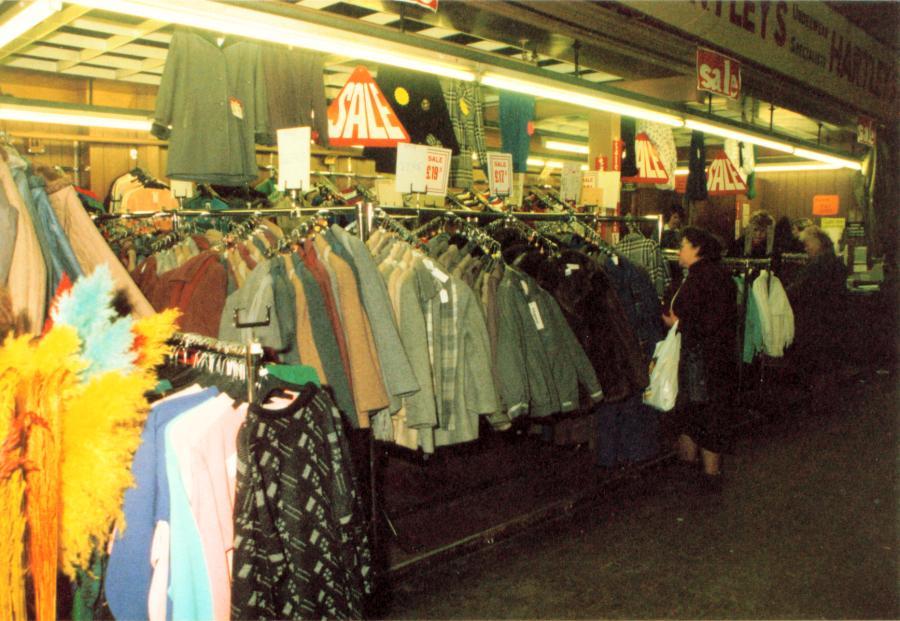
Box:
(643, 321, 681, 411)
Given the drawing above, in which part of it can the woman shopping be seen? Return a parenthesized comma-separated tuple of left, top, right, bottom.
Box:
(663, 227, 738, 491)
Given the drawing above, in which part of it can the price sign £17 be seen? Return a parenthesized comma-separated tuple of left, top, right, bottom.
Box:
(486, 152, 513, 197)
(696, 47, 741, 100)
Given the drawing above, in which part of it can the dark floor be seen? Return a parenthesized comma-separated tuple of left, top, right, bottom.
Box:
(382, 368, 898, 620)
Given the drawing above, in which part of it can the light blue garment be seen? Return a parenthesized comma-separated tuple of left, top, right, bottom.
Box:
(105, 387, 218, 621)
(29, 175, 83, 283)
(742, 282, 765, 363)
(164, 397, 222, 621)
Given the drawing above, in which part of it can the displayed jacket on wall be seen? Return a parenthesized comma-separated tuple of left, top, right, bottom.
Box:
(260, 44, 330, 146)
(686, 130, 708, 201)
(152, 27, 269, 186)
(620, 117, 638, 178)
(363, 66, 460, 174)
(441, 79, 488, 189)
(499, 91, 535, 174)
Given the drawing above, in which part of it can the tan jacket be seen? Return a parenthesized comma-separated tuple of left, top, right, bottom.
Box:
(316, 237, 389, 419)
(43, 176, 154, 318)
(282, 255, 328, 384)
(0, 160, 45, 332)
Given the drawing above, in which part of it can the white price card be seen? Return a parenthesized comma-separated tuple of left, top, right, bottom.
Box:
(277, 126, 311, 192)
(395, 143, 452, 196)
(486, 151, 513, 197)
(560, 161, 582, 203)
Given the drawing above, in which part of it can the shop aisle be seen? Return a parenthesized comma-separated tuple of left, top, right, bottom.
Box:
(384, 369, 898, 620)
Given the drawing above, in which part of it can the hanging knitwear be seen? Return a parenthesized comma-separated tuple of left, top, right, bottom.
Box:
(499, 91, 535, 173)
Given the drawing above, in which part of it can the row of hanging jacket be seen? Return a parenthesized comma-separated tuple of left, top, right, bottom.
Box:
(737, 268, 795, 363)
(0, 144, 154, 334)
(104, 340, 372, 621)
(107, 167, 179, 213)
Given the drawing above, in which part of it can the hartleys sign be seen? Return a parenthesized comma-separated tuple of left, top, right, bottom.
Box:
(697, 47, 741, 99)
(327, 66, 410, 147)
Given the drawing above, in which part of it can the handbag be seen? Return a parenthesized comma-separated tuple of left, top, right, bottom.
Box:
(643, 321, 681, 411)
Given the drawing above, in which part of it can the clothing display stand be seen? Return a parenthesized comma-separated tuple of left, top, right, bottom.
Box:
(168, 330, 260, 400)
(723, 257, 773, 396)
(232, 306, 271, 403)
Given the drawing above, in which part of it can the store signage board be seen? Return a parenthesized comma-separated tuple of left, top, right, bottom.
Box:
(622, 133, 669, 184)
(697, 47, 741, 99)
(857, 116, 876, 146)
(820, 216, 845, 248)
(812, 194, 840, 215)
(395, 143, 451, 196)
(582, 171, 620, 208)
(397, 0, 438, 11)
(486, 152, 513, 196)
(621, 1, 896, 121)
(706, 151, 748, 195)
(327, 66, 410, 147)
(560, 161, 582, 202)
(276, 126, 311, 192)
(674, 174, 688, 194)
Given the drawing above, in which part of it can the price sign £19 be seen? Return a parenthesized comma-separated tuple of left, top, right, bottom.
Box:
(395, 143, 452, 196)
(486, 152, 513, 197)
(696, 47, 741, 100)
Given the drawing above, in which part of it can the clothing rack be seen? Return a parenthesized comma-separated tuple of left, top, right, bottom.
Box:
(724, 257, 773, 395)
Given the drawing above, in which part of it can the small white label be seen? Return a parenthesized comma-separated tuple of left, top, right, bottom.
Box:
(423, 258, 435, 270)
(229, 96, 244, 119)
(432, 268, 449, 283)
(439, 289, 449, 304)
(565, 263, 580, 277)
(528, 301, 544, 330)
(520, 280, 529, 295)
(612, 254, 619, 266)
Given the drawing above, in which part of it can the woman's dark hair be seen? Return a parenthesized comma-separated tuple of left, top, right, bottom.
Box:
(665, 204, 685, 222)
(681, 226, 723, 261)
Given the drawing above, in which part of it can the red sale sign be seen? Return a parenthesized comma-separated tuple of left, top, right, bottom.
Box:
(327, 66, 410, 147)
(621, 133, 669, 184)
(706, 151, 748, 195)
(697, 47, 741, 100)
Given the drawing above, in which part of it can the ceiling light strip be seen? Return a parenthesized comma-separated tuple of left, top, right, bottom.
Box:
(0, 0, 61, 48)
(0, 103, 152, 131)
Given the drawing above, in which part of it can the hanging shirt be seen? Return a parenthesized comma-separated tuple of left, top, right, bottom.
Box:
(441, 79, 488, 189)
(105, 387, 217, 621)
(499, 91, 534, 174)
(231, 385, 373, 620)
(615, 231, 671, 299)
(152, 27, 269, 186)
(260, 44, 330, 146)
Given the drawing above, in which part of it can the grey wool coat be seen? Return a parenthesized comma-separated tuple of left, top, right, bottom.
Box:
(152, 28, 268, 186)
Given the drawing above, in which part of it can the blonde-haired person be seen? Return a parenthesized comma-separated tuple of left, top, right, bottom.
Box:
(730, 210, 775, 258)
(787, 225, 848, 409)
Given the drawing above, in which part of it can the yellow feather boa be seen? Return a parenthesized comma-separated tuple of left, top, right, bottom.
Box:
(0, 308, 179, 621)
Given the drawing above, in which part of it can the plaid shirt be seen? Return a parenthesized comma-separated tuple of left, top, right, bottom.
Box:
(442, 80, 487, 189)
(615, 232, 671, 299)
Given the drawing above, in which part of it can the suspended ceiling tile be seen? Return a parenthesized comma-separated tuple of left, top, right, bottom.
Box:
(60, 65, 118, 80)
(360, 12, 399, 25)
(543, 63, 578, 74)
(16, 45, 79, 62)
(118, 73, 161, 86)
(46, 32, 108, 51)
(116, 43, 168, 59)
(6, 57, 59, 72)
(467, 39, 509, 52)
(81, 53, 145, 71)
(417, 26, 460, 39)
(297, 0, 343, 8)
(142, 32, 172, 44)
(70, 17, 150, 37)
(580, 71, 619, 83)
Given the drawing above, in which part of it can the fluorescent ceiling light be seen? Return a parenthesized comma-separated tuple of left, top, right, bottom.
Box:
(580, 164, 589, 171)
(527, 157, 546, 167)
(483, 72, 684, 127)
(793, 148, 862, 171)
(0, 0, 60, 48)
(674, 161, 846, 175)
(545, 139, 589, 155)
(73, 0, 475, 81)
(0, 102, 152, 131)
(684, 119, 795, 153)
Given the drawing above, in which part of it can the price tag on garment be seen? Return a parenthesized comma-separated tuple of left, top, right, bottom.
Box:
(229, 96, 244, 119)
(528, 301, 545, 330)
(439, 289, 449, 304)
(432, 268, 449, 284)
(565, 263, 580, 277)
(560, 161, 582, 203)
(276, 126, 311, 192)
(486, 151, 513, 197)
(520, 280, 529, 295)
(395, 143, 452, 197)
